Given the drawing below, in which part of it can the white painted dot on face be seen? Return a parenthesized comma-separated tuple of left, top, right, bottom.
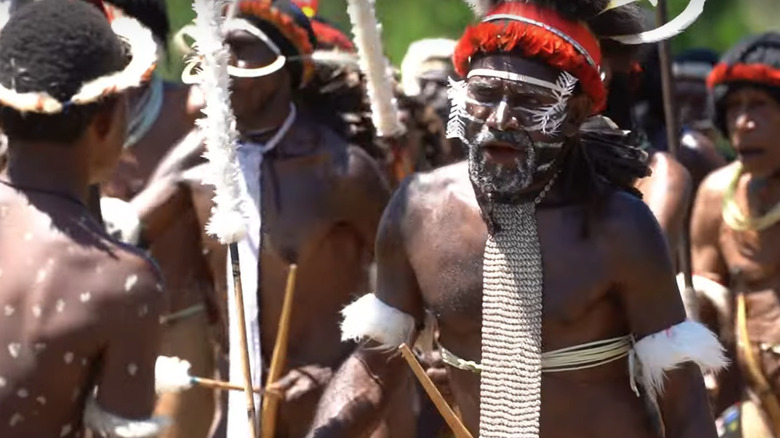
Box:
(4, 305, 14, 316)
(9, 413, 23, 427)
(125, 275, 138, 292)
(56, 299, 65, 313)
(36, 396, 46, 405)
(8, 343, 21, 358)
(138, 304, 149, 317)
(127, 363, 138, 376)
(34, 342, 46, 353)
(61, 423, 72, 437)
(64, 352, 74, 364)
(32, 305, 42, 318)
(80, 292, 91, 303)
(16, 388, 28, 398)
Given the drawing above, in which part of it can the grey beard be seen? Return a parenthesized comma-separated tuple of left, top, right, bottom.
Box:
(466, 126, 542, 201)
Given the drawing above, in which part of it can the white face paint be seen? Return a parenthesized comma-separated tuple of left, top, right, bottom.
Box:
(124, 275, 138, 292)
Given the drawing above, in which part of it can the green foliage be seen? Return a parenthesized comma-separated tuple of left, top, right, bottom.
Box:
(162, 0, 779, 81)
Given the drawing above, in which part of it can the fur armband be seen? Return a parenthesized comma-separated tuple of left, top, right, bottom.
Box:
(340, 293, 417, 348)
(100, 197, 142, 246)
(84, 397, 170, 438)
(633, 320, 728, 400)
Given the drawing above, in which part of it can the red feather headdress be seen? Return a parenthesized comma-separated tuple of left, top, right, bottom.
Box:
(707, 63, 780, 90)
(453, 2, 606, 112)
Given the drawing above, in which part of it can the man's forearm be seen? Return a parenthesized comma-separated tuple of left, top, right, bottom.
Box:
(307, 349, 409, 438)
(659, 364, 718, 438)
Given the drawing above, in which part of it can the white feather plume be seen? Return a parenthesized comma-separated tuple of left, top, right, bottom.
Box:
(608, 0, 706, 45)
(191, 0, 250, 244)
(346, 0, 405, 138)
(155, 356, 194, 394)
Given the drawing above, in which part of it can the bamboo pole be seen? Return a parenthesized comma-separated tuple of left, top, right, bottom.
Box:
(398, 344, 473, 438)
(261, 264, 298, 438)
(228, 243, 260, 438)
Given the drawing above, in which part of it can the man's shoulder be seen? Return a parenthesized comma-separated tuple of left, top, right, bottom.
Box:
(698, 161, 739, 200)
(601, 189, 664, 240)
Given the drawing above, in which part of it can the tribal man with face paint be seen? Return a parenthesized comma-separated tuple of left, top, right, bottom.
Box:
(157, 1, 400, 437)
(307, 1, 726, 438)
(0, 1, 167, 437)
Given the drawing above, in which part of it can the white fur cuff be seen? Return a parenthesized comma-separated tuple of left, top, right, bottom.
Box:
(633, 320, 728, 399)
(84, 397, 170, 438)
(340, 294, 416, 348)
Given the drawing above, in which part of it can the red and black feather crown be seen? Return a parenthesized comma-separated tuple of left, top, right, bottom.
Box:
(454, 1, 607, 112)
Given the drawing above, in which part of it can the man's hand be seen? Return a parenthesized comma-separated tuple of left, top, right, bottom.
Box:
(421, 350, 454, 405)
(268, 365, 334, 403)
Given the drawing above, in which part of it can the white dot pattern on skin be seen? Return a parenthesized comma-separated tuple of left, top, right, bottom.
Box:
(80, 292, 91, 303)
(0, 376, 6, 387)
(61, 424, 72, 437)
(8, 343, 21, 358)
(64, 352, 74, 364)
(4, 305, 14, 316)
(9, 413, 22, 427)
(56, 299, 65, 313)
(156, 283, 163, 293)
(125, 275, 138, 292)
(138, 304, 148, 317)
(16, 388, 28, 398)
(32, 305, 42, 318)
(81, 358, 87, 366)
(36, 396, 46, 405)
(35, 269, 47, 284)
(34, 343, 46, 353)
(127, 363, 138, 376)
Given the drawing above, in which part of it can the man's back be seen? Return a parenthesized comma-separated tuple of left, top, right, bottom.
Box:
(0, 186, 164, 436)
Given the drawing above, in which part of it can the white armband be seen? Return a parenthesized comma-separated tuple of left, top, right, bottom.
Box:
(633, 320, 728, 400)
(341, 293, 418, 348)
(100, 197, 142, 246)
(84, 397, 170, 438)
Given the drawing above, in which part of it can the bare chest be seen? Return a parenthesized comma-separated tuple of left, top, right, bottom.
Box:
(720, 223, 780, 289)
(411, 204, 615, 353)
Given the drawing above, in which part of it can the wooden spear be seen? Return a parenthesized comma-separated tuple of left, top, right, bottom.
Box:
(654, 0, 699, 320)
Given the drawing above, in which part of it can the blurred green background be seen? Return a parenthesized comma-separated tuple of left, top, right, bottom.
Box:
(160, 0, 778, 81)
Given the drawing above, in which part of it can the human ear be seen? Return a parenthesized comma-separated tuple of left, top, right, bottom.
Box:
(562, 93, 592, 137)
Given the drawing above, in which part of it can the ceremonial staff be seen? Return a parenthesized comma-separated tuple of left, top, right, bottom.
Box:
(653, 0, 698, 319)
(190, 0, 259, 436)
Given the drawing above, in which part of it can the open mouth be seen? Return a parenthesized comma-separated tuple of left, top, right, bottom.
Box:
(482, 142, 525, 164)
(738, 148, 765, 159)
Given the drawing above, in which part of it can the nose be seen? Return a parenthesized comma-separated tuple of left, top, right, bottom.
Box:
(486, 99, 519, 131)
(735, 110, 756, 132)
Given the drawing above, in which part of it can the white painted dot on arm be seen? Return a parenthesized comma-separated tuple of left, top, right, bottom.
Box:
(0, 376, 6, 387)
(16, 388, 28, 398)
(32, 305, 42, 318)
(60, 423, 72, 437)
(80, 292, 91, 303)
(35, 269, 48, 284)
(36, 396, 46, 405)
(8, 343, 21, 358)
(127, 363, 138, 376)
(23, 232, 32, 241)
(156, 283, 163, 293)
(4, 305, 14, 316)
(56, 299, 65, 313)
(33, 342, 46, 353)
(64, 352, 74, 364)
(138, 304, 149, 317)
(9, 413, 23, 427)
(124, 275, 138, 292)
(81, 358, 87, 366)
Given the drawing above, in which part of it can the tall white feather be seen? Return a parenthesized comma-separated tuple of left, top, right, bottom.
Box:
(608, 0, 706, 44)
(346, 0, 405, 138)
(191, 0, 249, 244)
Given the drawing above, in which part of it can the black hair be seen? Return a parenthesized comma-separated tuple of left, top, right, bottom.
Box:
(237, 0, 317, 89)
(712, 32, 780, 137)
(105, 0, 171, 48)
(0, 0, 129, 144)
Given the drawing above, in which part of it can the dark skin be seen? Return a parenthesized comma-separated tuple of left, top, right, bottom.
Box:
(138, 26, 398, 438)
(0, 95, 164, 437)
(692, 86, 780, 421)
(308, 54, 715, 438)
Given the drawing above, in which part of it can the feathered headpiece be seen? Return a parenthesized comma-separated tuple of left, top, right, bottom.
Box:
(0, 0, 157, 114)
(456, 0, 706, 112)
